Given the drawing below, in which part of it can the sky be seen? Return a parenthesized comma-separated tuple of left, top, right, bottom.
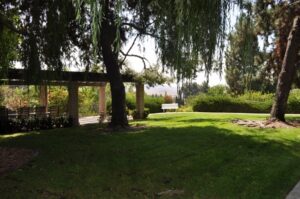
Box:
(123, 37, 227, 96)
(123, 7, 240, 96)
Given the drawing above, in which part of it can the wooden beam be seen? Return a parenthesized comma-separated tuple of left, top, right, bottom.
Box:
(0, 69, 135, 86)
(68, 82, 79, 126)
(135, 83, 144, 119)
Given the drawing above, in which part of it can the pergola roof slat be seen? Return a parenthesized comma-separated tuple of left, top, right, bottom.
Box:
(1, 69, 135, 86)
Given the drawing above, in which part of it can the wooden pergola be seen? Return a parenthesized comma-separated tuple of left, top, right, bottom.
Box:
(0, 69, 145, 125)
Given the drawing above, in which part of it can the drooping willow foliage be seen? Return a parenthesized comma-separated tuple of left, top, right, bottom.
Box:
(1, 0, 244, 83)
(0, 0, 91, 82)
(74, 0, 244, 82)
(153, 0, 243, 81)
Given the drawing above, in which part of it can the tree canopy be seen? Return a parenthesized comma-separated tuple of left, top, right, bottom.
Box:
(73, 0, 244, 80)
(1, 0, 244, 127)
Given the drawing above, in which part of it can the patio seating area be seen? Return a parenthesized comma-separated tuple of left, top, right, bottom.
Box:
(0, 106, 71, 133)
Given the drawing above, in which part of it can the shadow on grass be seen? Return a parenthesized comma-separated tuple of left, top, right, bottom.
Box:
(0, 124, 300, 199)
(177, 118, 229, 124)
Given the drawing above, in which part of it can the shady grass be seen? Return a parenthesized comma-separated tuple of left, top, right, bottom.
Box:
(1, 113, 300, 198)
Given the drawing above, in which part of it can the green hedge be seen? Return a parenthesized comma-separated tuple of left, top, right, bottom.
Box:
(192, 90, 300, 113)
(192, 95, 272, 113)
(107, 93, 164, 114)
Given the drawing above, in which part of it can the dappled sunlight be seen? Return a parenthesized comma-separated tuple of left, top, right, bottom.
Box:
(0, 132, 40, 140)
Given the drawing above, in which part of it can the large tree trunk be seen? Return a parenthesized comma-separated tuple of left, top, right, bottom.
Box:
(270, 16, 300, 121)
(100, 2, 128, 128)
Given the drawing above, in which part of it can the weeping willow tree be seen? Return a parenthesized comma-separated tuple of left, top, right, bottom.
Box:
(0, 0, 90, 80)
(73, 0, 243, 127)
(1, 0, 243, 128)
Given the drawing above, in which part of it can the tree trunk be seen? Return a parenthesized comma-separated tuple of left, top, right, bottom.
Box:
(270, 16, 300, 121)
(100, 2, 128, 128)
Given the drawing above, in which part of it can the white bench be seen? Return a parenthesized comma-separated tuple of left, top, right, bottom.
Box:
(161, 103, 179, 112)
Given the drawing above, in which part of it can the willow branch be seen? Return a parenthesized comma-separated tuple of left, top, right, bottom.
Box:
(120, 34, 140, 66)
(121, 22, 162, 40)
(0, 12, 26, 35)
(120, 50, 150, 69)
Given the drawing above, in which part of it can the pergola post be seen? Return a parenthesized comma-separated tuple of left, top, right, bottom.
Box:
(39, 85, 48, 110)
(68, 82, 79, 126)
(135, 83, 144, 119)
(99, 82, 107, 121)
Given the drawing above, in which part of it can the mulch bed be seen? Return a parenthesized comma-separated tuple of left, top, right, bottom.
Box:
(232, 119, 300, 128)
(0, 147, 38, 176)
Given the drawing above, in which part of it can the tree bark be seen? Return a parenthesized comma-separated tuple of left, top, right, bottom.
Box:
(100, 2, 128, 128)
(270, 16, 300, 121)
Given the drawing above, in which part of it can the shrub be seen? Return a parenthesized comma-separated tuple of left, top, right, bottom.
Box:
(126, 93, 136, 110)
(207, 85, 228, 96)
(145, 95, 164, 113)
(287, 89, 300, 113)
(164, 95, 173, 103)
(132, 108, 150, 120)
(192, 95, 272, 113)
(106, 94, 164, 114)
(0, 115, 73, 134)
(238, 91, 273, 103)
(191, 89, 300, 113)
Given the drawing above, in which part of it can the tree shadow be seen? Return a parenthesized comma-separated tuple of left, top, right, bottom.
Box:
(177, 118, 228, 123)
(0, 124, 300, 198)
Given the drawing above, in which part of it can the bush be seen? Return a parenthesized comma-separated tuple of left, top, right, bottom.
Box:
(207, 85, 228, 96)
(0, 115, 73, 134)
(106, 94, 164, 114)
(145, 95, 164, 113)
(287, 89, 300, 113)
(191, 90, 300, 113)
(132, 108, 150, 120)
(126, 93, 136, 110)
(164, 95, 173, 103)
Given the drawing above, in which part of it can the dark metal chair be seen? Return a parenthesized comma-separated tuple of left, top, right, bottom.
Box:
(35, 106, 47, 119)
(0, 107, 8, 133)
(48, 106, 59, 118)
(17, 107, 30, 120)
(7, 109, 18, 119)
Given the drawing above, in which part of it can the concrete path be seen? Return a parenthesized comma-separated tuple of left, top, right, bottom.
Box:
(79, 115, 133, 125)
(286, 181, 300, 199)
(79, 116, 99, 125)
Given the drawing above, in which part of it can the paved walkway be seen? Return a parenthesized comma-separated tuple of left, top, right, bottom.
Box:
(79, 115, 133, 125)
(286, 181, 300, 199)
(79, 116, 99, 125)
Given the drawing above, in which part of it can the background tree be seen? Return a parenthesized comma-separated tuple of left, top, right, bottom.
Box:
(178, 81, 209, 100)
(225, 9, 274, 95)
(254, 0, 300, 121)
(270, 16, 300, 121)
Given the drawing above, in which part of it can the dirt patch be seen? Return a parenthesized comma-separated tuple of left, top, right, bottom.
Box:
(232, 119, 300, 128)
(0, 147, 38, 176)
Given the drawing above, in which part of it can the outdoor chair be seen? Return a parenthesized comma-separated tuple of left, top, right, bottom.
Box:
(35, 106, 47, 119)
(7, 109, 18, 119)
(0, 106, 7, 116)
(0, 107, 8, 133)
(48, 106, 59, 118)
(17, 107, 30, 120)
(0, 106, 8, 121)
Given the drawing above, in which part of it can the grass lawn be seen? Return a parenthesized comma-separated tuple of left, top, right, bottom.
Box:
(1, 112, 300, 198)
